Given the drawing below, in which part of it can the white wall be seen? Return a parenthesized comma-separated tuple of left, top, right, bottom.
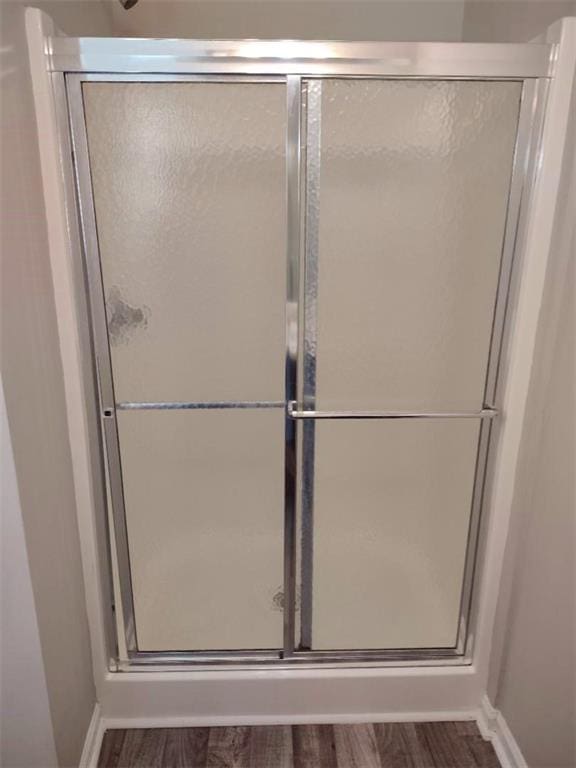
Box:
(463, 0, 576, 41)
(488, 80, 575, 768)
(109, 0, 466, 40)
(1, 379, 58, 768)
(0, 2, 113, 766)
(496, 228, 575, 768)
(461, 3, 576, 767)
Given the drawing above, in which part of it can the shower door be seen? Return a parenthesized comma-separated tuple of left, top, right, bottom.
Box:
(295, 79, 521, 653)
(76, 80, 289, 652)
(67, 68, 531, 663)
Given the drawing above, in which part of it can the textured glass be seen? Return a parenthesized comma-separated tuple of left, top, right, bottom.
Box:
(311, 419, 479, 649)
(117, 409, 284, 651)
(83, 83, 286, 403)
(314, 80, 521, 410)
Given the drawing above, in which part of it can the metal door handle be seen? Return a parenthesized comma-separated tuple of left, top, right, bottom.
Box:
(287, 401, 497, 420)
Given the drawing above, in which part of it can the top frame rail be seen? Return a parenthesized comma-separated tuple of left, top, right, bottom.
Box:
(47, 38, 554, 78)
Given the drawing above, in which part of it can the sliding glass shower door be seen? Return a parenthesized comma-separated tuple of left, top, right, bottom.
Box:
(81, 82, 288, 651)
(69, 72, 525, 661)
(301, 80, 521, 650)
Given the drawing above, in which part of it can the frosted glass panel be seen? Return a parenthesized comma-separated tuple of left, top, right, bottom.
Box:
(312, 419, 479, 649)
(117, 409, 284, 651)
(314, 80, 521, 410)
(83, 83, 286, 403)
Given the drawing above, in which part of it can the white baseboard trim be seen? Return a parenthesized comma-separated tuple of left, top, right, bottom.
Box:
(79, 702, 479, 763)
(477, 695, 527, 768)
(79, 703, 105, 768)
(81, 694, 527, 767)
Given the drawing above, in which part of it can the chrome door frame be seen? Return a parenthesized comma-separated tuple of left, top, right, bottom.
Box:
(60, 38, 552, 670)
(49, 38, 552, 78)
(293, 74, 548, 662)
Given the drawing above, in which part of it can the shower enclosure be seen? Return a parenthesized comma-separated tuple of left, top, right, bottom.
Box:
(55, 38, 552, 667)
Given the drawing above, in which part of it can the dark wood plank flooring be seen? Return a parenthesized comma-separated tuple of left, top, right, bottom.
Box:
(98, 722, 500, 767)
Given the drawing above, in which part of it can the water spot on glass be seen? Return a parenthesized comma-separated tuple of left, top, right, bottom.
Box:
(107, 287, 150, 346)
(271, 585, 301, 613)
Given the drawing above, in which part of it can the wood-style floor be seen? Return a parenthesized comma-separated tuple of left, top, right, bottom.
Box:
(98, 722, 500, 767)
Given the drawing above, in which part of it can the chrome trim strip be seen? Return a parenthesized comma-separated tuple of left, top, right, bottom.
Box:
(289, 403, 498, 420)
(484, 80, 539, 407)
(47, 38, 554, 78)
(116, 401, 284, 411)
(456, 416, 493, 654)
(130, 650, 282, 661)
(121, 647, 467, 669)
(282, 75, 302, 656)
(75, 73, 284, 83)
(119, 658, 470, 672)
(51, 72, 119, 665)
(299, 80, 322, 651)
(66, 74, 138, 653)
(462, 78, 550, 658)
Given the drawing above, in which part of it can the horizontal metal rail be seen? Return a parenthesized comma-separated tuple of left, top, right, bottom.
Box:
(288, 402, 498, 420)
(121, 646, 468, 669)
(116, 400, 284, 411)
(48, 38, 554, 78)
(114, 401, 498, 419)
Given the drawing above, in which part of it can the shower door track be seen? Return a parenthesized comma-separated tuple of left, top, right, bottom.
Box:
(59, 41, 552, 670)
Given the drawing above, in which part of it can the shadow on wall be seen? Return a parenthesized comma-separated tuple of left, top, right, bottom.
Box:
(0, 4, 112, 767)
(462, 0, 576, 41)
(107, 0, 468, 41)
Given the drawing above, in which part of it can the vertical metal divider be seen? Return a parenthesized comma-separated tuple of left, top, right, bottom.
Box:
(299, 80, 322, 651)
(456, 78, 543, 656)
(294, 81, 308, 652)
(65, 74, 138, 656)
(282, 75, 303, 656)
